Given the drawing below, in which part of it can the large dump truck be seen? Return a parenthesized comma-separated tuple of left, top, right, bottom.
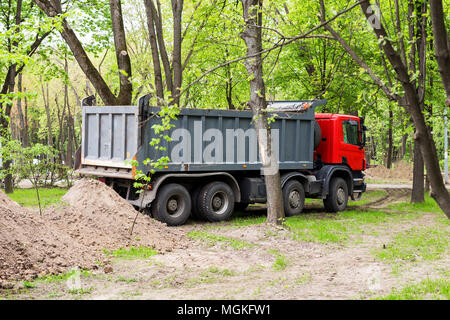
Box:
(75, 95, 367, 226)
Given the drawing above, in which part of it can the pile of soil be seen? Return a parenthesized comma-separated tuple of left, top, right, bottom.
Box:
(0, 192, 98, 281)
(0, 179, 188, 282)
(49, 179, 188, 253)
(364, 160, 413, 180)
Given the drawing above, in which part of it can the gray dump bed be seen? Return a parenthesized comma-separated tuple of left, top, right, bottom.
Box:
(76, 97, 326, 179)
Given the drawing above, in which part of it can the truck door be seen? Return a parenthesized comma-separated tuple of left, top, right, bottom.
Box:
(340, 118, 364, 171)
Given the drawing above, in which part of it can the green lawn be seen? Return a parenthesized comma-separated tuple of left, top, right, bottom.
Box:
(375, 278, 450, 300)
(4, 187, 68, 208)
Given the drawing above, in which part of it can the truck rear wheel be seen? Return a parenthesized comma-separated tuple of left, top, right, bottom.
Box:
(283, 180, 305, 216)
(323, 177, 348, 212)
(152, 183, 191, 226)
(198, 181, 235, 222)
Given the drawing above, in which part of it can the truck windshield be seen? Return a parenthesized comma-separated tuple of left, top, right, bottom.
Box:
(343, 120, 360, 146)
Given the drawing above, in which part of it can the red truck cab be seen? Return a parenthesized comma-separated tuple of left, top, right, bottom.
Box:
(314, 113, 366, 171)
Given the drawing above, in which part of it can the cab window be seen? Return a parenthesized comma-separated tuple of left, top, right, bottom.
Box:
(343, 120, 360, 146)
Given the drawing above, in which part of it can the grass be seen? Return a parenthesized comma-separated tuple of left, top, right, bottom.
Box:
(104, 246, 158, 260)
(116, 277, 138, 283)
(38, 269, 92, 283)
(68, 287, 93, 295)
(269, 249, 288, 271)
(20, 269, 92, 289)
(184, 267, 237, 287)
(6, 187, 67, 208)
(374, 278, 450, 300)
(388, 194, 441, 213)
(283, 208, 420, 244)
(22, 281, 36, 289)
(187, 231, 254, 249)
(373, 227, 449, 264)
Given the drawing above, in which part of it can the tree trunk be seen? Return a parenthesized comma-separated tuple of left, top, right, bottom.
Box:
(240, 0, 285, 224)
(171, 0, 184, 106)
(411, 140, 425, 202)
(386, 108, 393, 169)
(109, 0, 133, 105)
(16, 73, 26, 145)
(41, 78, 53, 148)
(143, 0, 164, 102)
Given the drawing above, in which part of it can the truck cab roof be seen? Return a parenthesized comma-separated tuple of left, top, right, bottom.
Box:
(315, 113, 360, 121)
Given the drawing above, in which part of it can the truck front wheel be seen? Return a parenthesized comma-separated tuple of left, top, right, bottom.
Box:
(283, 180, 305, 216)
(152, 183, 192, 226)
(323, 177, 348, 212)
(198, 181, 235, 222)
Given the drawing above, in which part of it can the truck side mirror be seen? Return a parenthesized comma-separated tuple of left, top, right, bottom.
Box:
(359, 125, 367, 149)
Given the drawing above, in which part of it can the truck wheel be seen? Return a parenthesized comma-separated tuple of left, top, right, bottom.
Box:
(283, 180, 305, 216)
(323, 177, 348, 212)
(198, 181, 235, 222)
(152, 183, 191, 226)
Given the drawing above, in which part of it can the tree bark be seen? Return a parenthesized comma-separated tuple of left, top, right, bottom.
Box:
(411, 139, 425, 202)
(40, 77, 53, 148)
(143, 0, 164, 102)
(240, 0, 285, 224)
(386, 108, 393, 169)
(171, 0, 184, 106)
(16, 73, 26, 145)
(109, 0, 133, 105)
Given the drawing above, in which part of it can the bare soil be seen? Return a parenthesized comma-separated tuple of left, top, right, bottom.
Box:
(0, 179, 188, 283)
(364, 161, 413, 181)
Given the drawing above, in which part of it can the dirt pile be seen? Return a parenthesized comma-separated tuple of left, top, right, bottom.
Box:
(0, 192, 98, 281)
(364, 160, 413, 180)
(0, 178, 188, 281)
(50, 179, 188, 253)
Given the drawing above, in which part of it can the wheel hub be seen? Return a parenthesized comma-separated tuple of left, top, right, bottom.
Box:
(337, 188, 346, 205)
(167, 198, 178, 212)
(289, 190, 300, 208)
(212, 196, 223, 210)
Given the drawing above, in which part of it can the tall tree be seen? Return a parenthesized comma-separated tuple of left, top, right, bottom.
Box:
(357, 0, 450, 216)
(0, 0, 50, 192)
(240, 0, 285, 224)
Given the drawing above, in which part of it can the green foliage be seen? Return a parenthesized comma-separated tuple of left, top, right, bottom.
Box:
(0, 139, 58, 214)
(131, 104, 179, 203)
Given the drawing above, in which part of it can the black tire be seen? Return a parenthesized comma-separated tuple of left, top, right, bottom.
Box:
(190, 186, 203, 220)
(282, 180, 305, 217)
(323, 177, 348, 212)
(198, 181, 235, 222)
(152, 183, 192, 226)
(234, 202, 249, 212)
